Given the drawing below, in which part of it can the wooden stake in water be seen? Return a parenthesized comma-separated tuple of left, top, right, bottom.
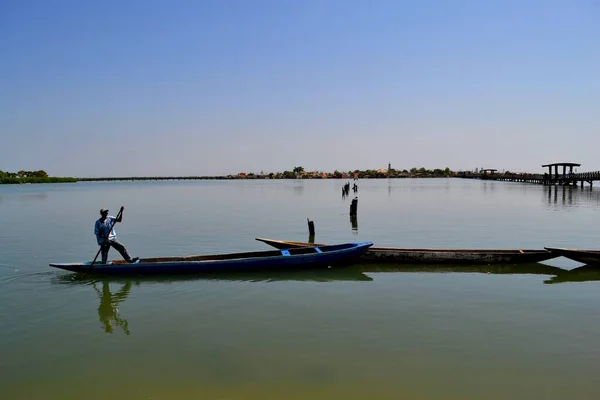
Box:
(307, 218, 315, 236)
(350, 197, 358, 216)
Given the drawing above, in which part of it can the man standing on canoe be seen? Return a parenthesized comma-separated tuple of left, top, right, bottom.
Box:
(94, 207, 139, 264)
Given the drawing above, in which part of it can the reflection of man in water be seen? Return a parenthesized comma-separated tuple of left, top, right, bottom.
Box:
(93, 281, 132, 335)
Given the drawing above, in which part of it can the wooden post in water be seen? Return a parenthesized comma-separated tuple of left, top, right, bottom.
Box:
(307, 218, 315, 243)
(350, 197, 358, 216)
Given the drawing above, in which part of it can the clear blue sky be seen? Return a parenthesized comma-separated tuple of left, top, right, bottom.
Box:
(1, 0, 598, 177)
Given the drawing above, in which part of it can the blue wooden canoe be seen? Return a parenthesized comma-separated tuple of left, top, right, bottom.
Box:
(49, 242, 373, 275)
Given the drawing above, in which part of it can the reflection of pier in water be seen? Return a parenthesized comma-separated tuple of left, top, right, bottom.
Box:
(544, 185, 600, 209)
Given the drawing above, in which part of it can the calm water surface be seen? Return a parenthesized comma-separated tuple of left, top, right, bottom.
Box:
(1, 179, 600, 399)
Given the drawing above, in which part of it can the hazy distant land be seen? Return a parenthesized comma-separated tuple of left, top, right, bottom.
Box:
(1, 167, 456, 184)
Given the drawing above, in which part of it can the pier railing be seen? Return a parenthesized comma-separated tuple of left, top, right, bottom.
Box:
(459, 170, 600, 187)
(459, 172, 544, 183)
(573, 171, 600, 181)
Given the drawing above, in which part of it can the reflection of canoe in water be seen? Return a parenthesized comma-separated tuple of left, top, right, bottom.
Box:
(544, 247, 600, 265)
(53, 262, 600, 285)
(51, 267, 374, 284)
(49, 242, 373, 275)
(357, 263, 565, 276)
(544, 265, 600, 284)
(256, 238, 556, 264)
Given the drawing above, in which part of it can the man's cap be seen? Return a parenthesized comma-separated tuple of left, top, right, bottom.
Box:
(100, 208, 109, 214)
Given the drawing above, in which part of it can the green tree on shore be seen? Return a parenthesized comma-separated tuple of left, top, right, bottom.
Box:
(0, 169, 74, 184)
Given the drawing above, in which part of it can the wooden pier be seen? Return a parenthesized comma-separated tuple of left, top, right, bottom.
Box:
(459, 162, 600, 188)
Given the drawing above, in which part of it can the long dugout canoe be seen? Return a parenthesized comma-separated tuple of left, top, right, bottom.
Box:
(256, 238, 556, 265)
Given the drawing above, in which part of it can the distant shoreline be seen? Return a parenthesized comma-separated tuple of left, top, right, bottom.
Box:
(1, 168, 458, 184)
(0, 175, 455, 184)
(76, 174, 453, 182)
